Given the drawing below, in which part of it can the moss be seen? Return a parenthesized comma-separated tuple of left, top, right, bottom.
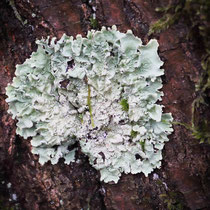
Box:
(120, 99, 129, 112)
(173, 120, 210, 144)
(90, 17, 98, 29)
(130, 130, 138, 138)
(191, 120, 210, 144)
(139, 140, 145, 152)
(87, 85, 94, 128)
(9, 0, 27, 25)
(150, 0, 210, 144)
(159, 191, 184, 210)
(149, 13, 179, 35)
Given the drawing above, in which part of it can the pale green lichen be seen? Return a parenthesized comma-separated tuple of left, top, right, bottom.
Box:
(6, 26, 173, 183)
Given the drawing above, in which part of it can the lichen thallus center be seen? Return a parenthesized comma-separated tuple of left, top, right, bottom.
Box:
(5, 26, 173, 183)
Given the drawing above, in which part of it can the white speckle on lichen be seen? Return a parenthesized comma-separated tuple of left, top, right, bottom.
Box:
(6, 26, 173, 183)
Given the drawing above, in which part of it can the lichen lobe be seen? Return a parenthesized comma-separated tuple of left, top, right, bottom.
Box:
(5, 26, 173, 183)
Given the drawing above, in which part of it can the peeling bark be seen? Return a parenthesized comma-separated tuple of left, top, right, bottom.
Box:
(0, 0, 210, 209)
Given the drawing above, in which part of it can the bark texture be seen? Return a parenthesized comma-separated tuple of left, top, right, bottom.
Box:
(0, 0, 210, 209)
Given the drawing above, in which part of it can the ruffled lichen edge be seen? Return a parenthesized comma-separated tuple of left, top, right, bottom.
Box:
(5, 26, 173, 183)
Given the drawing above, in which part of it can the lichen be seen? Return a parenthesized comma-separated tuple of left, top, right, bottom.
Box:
(5, 26, 173, 183)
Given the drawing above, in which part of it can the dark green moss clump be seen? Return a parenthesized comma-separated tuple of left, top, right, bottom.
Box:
(139, 140, 145, 152)
(90, 17, 98, 29)
(120, 99, 129, 112)
(130, 130, 138, 138)
(159, 191, 185, 210)
(192, 120, 210, 144)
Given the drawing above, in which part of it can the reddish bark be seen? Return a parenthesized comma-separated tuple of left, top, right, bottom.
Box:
(0, 0, 210, 209)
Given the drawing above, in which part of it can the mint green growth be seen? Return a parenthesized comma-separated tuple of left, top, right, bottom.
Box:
(6, 26, 173, 183)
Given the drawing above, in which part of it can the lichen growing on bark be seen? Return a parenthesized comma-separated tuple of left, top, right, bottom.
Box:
(5, 26, 173, 183)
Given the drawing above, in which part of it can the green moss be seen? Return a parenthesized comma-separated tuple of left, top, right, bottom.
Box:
(9, 0, 27, 25)
(150, 0, 210, 144)
(90, 17, 98, 29)
(120, 99, 129, 112)
(192, 120, 210, 144)
(139, 140, 145, 152)
(173, 120, 210, 144)
(87, 85, 94, 128)
(130, 130, 138, 138)
(149, 13, 179, 35)
(159, 191, 184, 210)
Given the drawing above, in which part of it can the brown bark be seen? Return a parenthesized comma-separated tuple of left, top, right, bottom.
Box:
(0, 0, 210, 209)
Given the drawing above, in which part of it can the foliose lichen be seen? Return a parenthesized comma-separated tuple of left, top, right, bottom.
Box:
(6, 26, 173, 183)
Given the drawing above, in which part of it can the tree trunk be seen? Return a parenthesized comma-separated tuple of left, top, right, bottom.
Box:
(0, 0, 210, 209)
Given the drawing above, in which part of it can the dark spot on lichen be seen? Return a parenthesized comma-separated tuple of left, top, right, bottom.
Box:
(119, 119, 126, 125)
(66, 59, 75, 71)
(92, 126, 98, 131)
(98, 152, 105, 162)
(52, 145, 59, 151)
(93, 158, 97, 165)
(135, 154, 143, 161)
(110, 49, 114, 56)
(60, 79, 70, 88)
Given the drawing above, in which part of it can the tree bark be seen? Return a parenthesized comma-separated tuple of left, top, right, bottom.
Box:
(0, 0, 210, 209)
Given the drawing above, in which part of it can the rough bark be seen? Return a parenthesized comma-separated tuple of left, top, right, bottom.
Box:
(0, 0, 210, 209)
